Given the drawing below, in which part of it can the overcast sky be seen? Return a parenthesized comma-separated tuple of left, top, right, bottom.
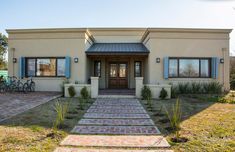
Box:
(1, 0, 235, 55)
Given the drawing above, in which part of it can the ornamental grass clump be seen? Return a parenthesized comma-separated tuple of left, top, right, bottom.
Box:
(53, 99, 69, 129)
(191, 82, 201, 94)
(165, 98, 188, 143)
(78, 97, 85, 110)
(171, 86, 178, 98)
(202, 81, 222, 94)
(178, 83, 190, 94)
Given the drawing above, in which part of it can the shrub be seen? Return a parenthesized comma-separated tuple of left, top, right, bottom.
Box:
(141, 86, 152, 100)
(217, 97, 235, 104)
(68, 86, 76, 97)
(203, 81, 222, 94)
(171, 86, 178, 98)
(165, 98, 182, 139)
(159, 88, 168, 99)
(53, 99, 69, 129)
(230, 80, 235, 90)
(175, 81, 222, 95)
(191, 82, 201, 94)
(80, 87, 90, 99)
(61, 78, 69, 96)
(75, 80, 79, 84)
(178, 83, 190, 94)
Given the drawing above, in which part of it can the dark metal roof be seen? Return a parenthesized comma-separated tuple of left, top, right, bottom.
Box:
(86, 43, 149, 54)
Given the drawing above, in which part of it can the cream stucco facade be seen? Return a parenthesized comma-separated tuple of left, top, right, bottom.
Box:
(6, 28, 232, 92)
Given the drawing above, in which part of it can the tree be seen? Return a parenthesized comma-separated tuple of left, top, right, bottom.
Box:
(0, 33, 8, 70)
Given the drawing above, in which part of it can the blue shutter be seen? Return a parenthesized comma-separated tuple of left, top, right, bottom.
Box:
(65, 56, 71, 78)
(18, 57, 25, 78)
(211, 57, 219, 79)
(163, 57, 169, 79)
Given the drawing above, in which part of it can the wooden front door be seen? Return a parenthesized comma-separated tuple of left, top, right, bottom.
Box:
(109, 62, 128, 88)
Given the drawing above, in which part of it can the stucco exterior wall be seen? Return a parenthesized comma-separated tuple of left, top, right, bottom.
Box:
(7, 28, 231, 92)
(8, 31, 88, 91)
(146, 31, 230, 90)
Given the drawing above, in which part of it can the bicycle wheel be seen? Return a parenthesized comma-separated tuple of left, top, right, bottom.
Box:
(30, 82, 35, 92)
(9, 84, 17, 92)
(17, 82, 24, 92)
(23, 83, 29, 93)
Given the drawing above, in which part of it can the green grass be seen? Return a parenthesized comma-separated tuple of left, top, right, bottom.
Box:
(0, 97, 94, 152)
(141, 97, 235, 152)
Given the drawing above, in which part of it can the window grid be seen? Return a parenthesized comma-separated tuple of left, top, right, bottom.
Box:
(94, 61, 101, 77)
(134, 61, 142, 77)
(25, 57, 66, 77)
(168, 58, 211, 78)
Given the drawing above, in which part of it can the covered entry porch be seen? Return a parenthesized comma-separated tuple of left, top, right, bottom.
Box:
(86, 43, 149, 90)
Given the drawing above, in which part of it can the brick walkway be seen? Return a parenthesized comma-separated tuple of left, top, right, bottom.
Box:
(55, 98, 172, 152)
(72, 98, 160, 135)
(0, 92, 61, 122)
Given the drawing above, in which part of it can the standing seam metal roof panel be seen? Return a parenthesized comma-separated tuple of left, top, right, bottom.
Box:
(86, 43, 149, 53)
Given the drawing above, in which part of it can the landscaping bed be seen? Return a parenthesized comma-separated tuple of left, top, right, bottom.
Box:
(0, 97, 94, 152)
(141, 97, 235, 152)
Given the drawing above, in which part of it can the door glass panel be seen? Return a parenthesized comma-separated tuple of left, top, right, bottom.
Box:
(119, 64, 126, 77)
(110, 64, 117, 77)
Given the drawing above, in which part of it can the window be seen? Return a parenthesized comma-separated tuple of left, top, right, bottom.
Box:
(200, 59, 210, 77)
(179, 59, 199, 77)
(25, 57, 65, 77)
(57, 59, 66, 76)
(94, 61, 101, 77)
(26, 59, 36, 77)
(169, 59, 178, 77)
(37, 59, 56, 76)
(169, 58, 210, 78)
(134, 61, 142, 77)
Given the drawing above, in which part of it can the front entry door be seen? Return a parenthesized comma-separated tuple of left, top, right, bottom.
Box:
(109, 63, 128, 88)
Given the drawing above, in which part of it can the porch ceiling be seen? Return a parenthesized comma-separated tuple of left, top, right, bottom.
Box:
(86, 43, 149, 55)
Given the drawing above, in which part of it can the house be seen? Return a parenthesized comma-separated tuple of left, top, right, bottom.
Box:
(6, 28, 232, 97)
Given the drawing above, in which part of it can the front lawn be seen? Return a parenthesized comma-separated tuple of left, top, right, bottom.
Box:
(0, 97, 94, 152)
(141, 97, 235, 152)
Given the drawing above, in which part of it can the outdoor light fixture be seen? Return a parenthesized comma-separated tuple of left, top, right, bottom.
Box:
(220, 58, 224, 64)
(74, 57, 79, 63)
(13, 58, 17, 63)
(156, 58, 160, 63)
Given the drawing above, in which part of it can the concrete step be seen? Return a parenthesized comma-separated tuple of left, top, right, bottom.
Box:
(78, 119, 155, 126)
(55, 147, 174, 152)
(71, 126, 160, 135)
(89, 105, 145, 110)
(86, 108, 147, 114)
(60, 135, 170, 148)
(98, 95, 136, 98)
(83, 113, 150, 119)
